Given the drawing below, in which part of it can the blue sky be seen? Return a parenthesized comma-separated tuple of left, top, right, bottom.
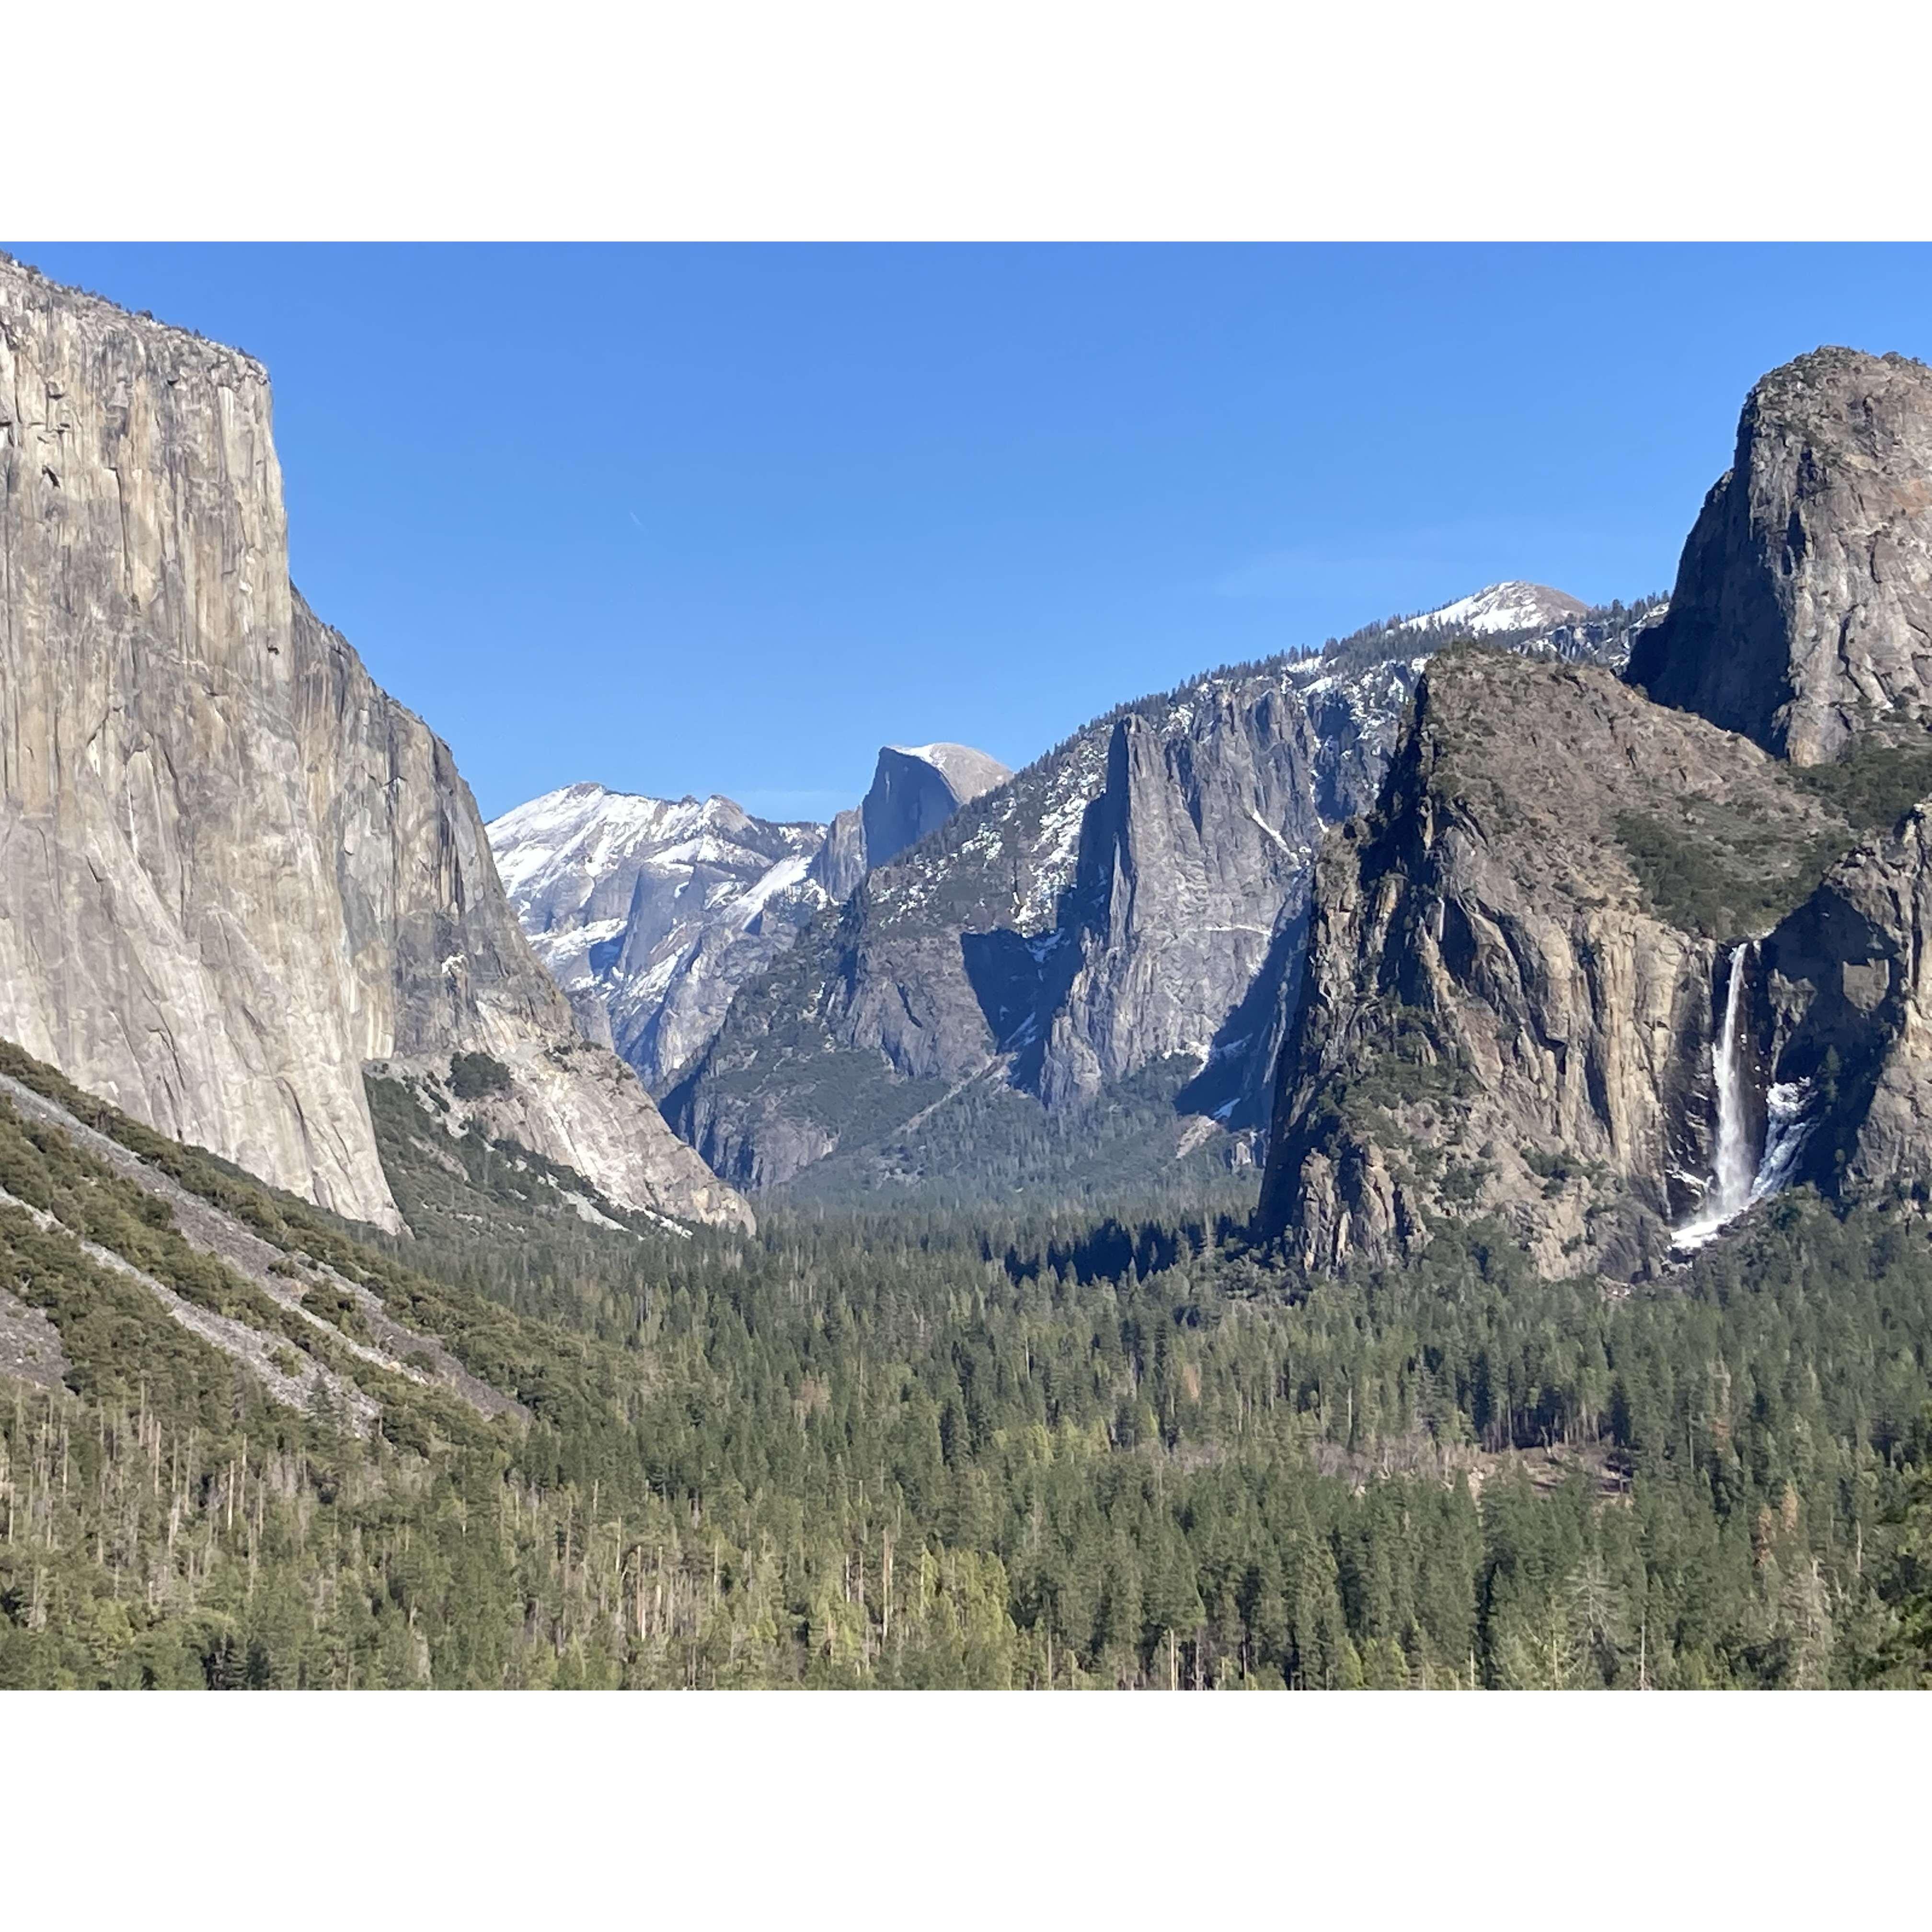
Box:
(16, 243, 1932, 820)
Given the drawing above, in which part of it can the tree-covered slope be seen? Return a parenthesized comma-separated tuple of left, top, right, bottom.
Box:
(7, 1035, 1932, 1688)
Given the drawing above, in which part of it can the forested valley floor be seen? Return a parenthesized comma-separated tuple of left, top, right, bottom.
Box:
(3, 1043, 1932, 1689)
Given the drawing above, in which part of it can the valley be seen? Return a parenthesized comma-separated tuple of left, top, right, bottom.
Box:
(5, 256, 1932, 1687)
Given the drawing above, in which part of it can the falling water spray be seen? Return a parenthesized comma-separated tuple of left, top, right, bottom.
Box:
(1673, 942, 1757, 1252)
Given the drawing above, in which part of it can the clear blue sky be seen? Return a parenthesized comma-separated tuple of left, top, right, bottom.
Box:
(15, 244, 1932, 821)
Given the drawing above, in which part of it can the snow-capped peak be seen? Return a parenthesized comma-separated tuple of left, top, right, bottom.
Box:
(485, 780, 834, 1089)
(486, 785, 749, 898)
(1396, 581, 1588, 638)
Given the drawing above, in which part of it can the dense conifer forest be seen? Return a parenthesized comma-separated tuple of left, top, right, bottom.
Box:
(3, 1042, 1932, 1689)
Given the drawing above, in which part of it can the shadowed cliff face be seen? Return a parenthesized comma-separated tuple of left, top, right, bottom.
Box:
(669, 655, 1424, 1192)
(1037, 675, 1393, 1113)
(861, 743, 1012, 870)
(0, 256, 750, 1234)
(1255, 653, 1855, 1278)
(1760, 807, 1932, 1203)
(1628, 347, 1932, 766)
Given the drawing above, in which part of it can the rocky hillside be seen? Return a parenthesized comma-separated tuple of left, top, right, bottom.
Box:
(0, 1040, 530, 1430)
(0, 256, 748, 1234)
(1254, 650, 1858, 1276)
(487, 740, 1008, 1097)
(667, 594, 1648, 1204)
(1262, 346, 1932, 1278)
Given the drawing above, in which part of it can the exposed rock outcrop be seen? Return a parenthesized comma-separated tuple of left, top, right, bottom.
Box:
(859, 743, 1012, 869)
(1627, 347, 1932, 765)
(1758, 806, 1932, 1201)
(670, 654, 1428, 1193)
(667, 592, 1660, 1201)
(1255, 651, 1855, 1276)
(809, 805, 869, 904)
(1035, 665, 1405, 1116)
(1260, 349, 1932, 1278)
(0, 255, 749, 1234)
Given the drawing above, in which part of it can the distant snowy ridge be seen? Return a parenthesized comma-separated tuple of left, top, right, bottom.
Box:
(487, 784, 830, 1091)
(1396, 581, 1589, 637)
(489, 783, 795, 907)
(488, 740, 1011, 1097)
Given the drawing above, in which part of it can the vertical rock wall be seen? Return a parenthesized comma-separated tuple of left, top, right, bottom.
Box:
(0, 256, 749, 1232)
(1628, 347, 1932, 765)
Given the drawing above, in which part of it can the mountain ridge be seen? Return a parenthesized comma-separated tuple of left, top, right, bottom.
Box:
(664, 592, 1656, 1204)
(487, 739, 1011, 1099)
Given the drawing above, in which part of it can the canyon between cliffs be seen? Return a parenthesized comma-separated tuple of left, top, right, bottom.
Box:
(8, 242, 1932, 1292)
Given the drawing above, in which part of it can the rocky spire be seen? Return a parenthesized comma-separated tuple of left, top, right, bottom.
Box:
(1627, 346, 1932, 765)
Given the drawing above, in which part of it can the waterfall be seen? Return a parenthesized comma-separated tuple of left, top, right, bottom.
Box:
(1749, 1079, 1816, 1205)
(1672, 942, 1759, 1253)
(1669, 940, 1819, 1254)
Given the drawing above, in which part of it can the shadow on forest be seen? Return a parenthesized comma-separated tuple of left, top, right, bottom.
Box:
(992, 1210, 1250, 1290)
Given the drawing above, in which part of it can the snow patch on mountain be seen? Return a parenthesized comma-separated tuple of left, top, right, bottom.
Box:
(489, 741, 1010, 1098)
(487, 783, 831, 1091)
(1396, 581, 1590, 637)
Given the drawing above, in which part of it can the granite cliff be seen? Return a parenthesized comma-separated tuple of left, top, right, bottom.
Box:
(0, 256, 749, 1234)
(1628, 347, 1932, 765)
(1254, 651, 1855, 1275)
(668, 653, 1434, 1196)
(1262, 346, 1932, 1276)
(666, 592, 1660, 1203)
(858, 742, 1012, 869)
(1753, 800, 1932, 1207)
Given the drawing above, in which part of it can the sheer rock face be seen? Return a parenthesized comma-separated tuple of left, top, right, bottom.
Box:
(860, 743, 1012, 869)
(1035, 671, 1401, 1113)
(1261, 349, 1932, 1279)
(1759, 808, 1932, 1200)
(0, 256, 749, 1234)
(809, 806, 868, 904)
(670, 656, 1422, 1189)
(1628, 347, 1932, 766)
(1255, 653, 1852, 1278)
